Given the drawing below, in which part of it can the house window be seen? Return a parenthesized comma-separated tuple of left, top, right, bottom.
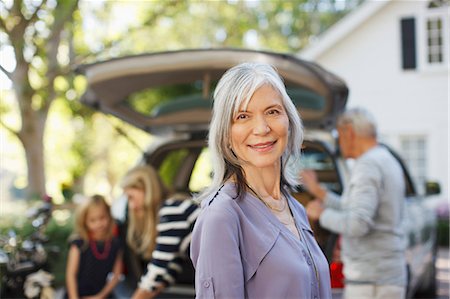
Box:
(426, 17, 443, 64)
(421, 0, 449, 68)
(400, 136, 427, 194)
(427, 0, 448, 9)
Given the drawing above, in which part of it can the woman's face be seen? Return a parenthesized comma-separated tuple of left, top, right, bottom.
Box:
(230, 84, 289, 171)
(125, 187, 146, 216)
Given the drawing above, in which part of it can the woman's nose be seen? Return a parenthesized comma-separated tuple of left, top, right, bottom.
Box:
(253, 115, 270, 135)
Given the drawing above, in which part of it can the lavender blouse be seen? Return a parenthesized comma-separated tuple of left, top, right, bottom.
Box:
(190, 183, 331, 299)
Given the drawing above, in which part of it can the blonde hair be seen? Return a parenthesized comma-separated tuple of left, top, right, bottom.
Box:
(70, 194, 114, 247)
(197, 62, 304, 202)
(120, 165, 167, 259)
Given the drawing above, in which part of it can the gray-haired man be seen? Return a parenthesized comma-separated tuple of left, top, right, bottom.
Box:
(302, 107, 407, 299)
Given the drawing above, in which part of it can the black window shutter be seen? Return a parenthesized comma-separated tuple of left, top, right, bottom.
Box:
(401, 18, 417, 70)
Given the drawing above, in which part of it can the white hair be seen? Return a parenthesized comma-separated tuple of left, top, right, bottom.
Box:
(337, 107, 378, 138)
(196, 62, 304, 202)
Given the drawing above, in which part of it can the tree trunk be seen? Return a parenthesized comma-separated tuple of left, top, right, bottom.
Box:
(13, 60, 48, 199)
(20, 116, 47, 199)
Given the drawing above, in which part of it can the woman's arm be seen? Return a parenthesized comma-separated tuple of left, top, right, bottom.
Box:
(131, 284, 165, 299)
(134, 200, 200, 297)
(191, 204, 245, 298)
(66, 244, 80, 299)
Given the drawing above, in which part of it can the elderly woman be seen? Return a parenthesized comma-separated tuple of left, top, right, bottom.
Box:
(190, 62, 332, 298)
(117, 165, 199, 299)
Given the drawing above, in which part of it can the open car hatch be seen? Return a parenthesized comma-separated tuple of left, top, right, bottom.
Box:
(77, 48, 348, 134)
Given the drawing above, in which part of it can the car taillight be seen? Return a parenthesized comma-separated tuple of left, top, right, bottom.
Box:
(330, 235, 344, 288)
(330, 261, 344, 288)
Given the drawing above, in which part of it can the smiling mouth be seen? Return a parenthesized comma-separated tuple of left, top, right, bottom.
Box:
(249, 141, 277, 151)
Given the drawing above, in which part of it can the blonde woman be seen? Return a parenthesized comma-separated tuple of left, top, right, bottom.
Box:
(66, 195, 123, 299)
(117, 165, 199, 299)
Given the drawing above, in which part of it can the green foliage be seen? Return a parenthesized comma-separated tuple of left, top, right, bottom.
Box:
(90, 0, 362, 56)
(159, 149, 190, 189)
(128, 83, 205, 116)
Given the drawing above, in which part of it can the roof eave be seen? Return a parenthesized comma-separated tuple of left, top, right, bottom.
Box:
(298, 0, 392, 60)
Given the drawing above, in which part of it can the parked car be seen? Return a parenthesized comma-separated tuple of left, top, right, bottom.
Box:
(77, 48, 440, 298)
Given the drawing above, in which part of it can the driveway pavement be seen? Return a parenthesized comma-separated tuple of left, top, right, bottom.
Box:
(435, 246, 449, 299)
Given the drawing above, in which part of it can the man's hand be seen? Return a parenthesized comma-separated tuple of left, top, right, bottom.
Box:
(300, 170, 326, 200)
(306, 199, 324, 221)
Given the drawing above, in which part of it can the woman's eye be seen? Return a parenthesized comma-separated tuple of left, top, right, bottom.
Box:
(236, 114, 248, 120)
(267, 109, 280, 115)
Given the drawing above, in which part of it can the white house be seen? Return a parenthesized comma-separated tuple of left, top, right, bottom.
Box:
(299, 0, 449, 199)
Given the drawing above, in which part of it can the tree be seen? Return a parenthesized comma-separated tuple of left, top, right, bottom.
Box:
(107, 0, 363, 54)
(0, 0, 79, 199)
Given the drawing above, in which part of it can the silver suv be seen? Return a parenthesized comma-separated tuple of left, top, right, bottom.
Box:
(77, 49, 439, 298)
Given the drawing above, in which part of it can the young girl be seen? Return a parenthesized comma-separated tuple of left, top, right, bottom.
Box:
(66, 195, 123, 299)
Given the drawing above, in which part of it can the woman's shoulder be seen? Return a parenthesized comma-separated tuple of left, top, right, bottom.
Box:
(159, 195, 200, 223)
(197, 184, 242, 223)
(161, 194, 199, 212)
(203, 183, 238, 204)
(162, 193, 196, 206)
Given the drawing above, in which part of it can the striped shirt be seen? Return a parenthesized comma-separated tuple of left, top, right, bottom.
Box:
(138, 198, 200, 291)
